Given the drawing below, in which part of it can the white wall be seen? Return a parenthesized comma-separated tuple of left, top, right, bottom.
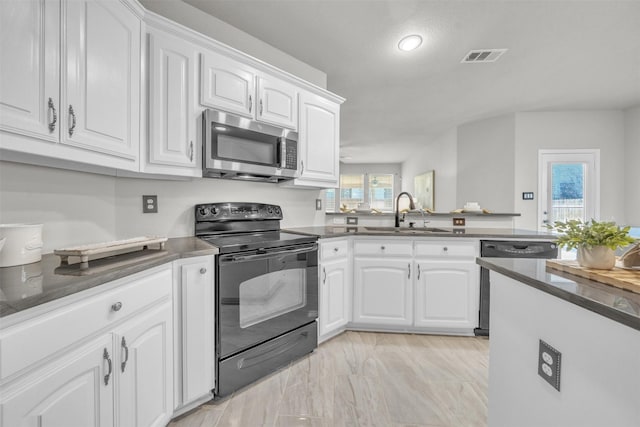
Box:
(401, 129, 457, 212)
(139, 0, 327, 89)
(0, 161, 117, 253)
(114, 176, 324, 239)
(514, 111, 626, 229)
(0, 162, 324, 253)
(456, 114, 516, 212)
(624, 106, 640, 226)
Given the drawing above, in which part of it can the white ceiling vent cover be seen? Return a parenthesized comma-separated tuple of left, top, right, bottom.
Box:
(461, 49, 508, 63)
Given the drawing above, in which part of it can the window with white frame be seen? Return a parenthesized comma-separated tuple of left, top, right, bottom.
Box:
(326, 173, 395, 212)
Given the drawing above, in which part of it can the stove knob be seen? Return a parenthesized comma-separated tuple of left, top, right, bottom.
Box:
(210, 207, 218, 215)
(198, 207, 208, 216)
(267, 206, 273, 214)
(274, 207, 281, 215)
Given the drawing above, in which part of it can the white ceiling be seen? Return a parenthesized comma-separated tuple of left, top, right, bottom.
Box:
(183, 0, 640, 164)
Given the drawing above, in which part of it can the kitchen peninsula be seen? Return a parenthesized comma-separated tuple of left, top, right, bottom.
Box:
(478, 258, 640, 427)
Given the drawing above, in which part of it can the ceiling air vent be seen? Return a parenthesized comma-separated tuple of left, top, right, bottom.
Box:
(461, 49, 508, 63)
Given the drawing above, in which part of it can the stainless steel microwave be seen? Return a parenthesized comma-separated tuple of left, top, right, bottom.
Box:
(202, 109, 298, 182)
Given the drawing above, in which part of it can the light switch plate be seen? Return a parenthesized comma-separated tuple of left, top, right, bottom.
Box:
(316, 199, 322, 211)
(143, 195, 158, 213)
(346, 216, 358, 225)
(523, 192, 534, 200)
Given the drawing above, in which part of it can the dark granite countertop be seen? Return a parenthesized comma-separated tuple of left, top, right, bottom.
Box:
(477, 258, 640, 332)
(0, 237, 217, 318)
(285, 226, 556, 240)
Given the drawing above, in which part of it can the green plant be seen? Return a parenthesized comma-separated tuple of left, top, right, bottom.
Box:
(547, 219, 636, 250)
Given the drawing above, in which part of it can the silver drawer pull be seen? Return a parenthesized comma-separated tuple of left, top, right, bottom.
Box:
(111, 302, 123, 312)
(200, 267, 207, 274)
(333, 247, 339, 252)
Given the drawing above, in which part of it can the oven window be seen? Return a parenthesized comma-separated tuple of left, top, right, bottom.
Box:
(216, 134, 276, 165)
(239, 269, 307, 328)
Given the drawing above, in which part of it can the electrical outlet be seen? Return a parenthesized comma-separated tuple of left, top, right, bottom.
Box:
(315, 199, 322, 211)
(523, 192, 535, 200)
(538, 340, 561, 391)
(453, 217, 465, 226)
(143, 195, 158, 213)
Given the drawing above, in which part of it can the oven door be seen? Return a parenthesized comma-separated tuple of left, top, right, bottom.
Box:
(217, 243, 318, 360)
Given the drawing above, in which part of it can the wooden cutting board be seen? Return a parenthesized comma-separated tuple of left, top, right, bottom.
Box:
(546, 259, 640, 295)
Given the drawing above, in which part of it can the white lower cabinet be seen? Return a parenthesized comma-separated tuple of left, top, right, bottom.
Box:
(172, 255, 215, 413)
(318, 239, 351, 342)
(116, 302, 174, 427)
(0, 265, 174, 427)
(414, 260, 478, 329)
(353, 258, 413, 327)
(1, 336, 114, 427)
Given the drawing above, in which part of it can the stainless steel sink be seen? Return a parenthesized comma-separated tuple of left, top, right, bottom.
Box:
(364, 227, 451, 233)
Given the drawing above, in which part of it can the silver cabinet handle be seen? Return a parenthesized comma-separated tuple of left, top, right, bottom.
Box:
(48, 98, 57, 132)
(103, 348, 112, 386)
(333, 247, 339, 252)
(111, 302, 122, 312)
(68, 105, 76, 136)
(417, 264, 421, 280)
(248, 94, 252, 113)
(200, 267, 207, 274)
(322, 267, 327, 284)
(189, 141, 194, 161)
(121, 337, 129, 372)
(300, 160, 304, 174)
(259, 99, 263, 115)
(408, 263, 411, 279)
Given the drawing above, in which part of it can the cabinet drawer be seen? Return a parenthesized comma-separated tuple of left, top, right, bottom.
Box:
(415, 241, 478, 259)
(354, 240, 413, 257)
(0, 266, 172, 381)
(320, 239, 349, 260)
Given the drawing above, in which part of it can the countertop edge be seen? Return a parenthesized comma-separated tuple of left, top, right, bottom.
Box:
(476, 257, 640, 332)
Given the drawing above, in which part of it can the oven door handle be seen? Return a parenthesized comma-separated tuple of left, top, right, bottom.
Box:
(220, 244, 317, 263)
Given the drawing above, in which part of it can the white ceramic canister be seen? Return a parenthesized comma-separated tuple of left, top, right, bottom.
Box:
(0, 224, 44, 267)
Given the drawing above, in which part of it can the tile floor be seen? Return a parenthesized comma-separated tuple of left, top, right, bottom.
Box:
(169, 331, 489, 427)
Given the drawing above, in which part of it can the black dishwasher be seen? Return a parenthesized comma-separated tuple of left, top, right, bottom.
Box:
(474, 240, 558, 336)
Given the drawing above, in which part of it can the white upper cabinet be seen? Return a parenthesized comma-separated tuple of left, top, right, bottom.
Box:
(146, 27, 199, 175)
(256, 75, 298, 129)
(0, 0, 60, 142)
(200, 50, 299, 130)
(0, 0, 142, 171)
(201, 50, 256, 118)
(62, 0, 140, 162)
(290, 91, 340, 188)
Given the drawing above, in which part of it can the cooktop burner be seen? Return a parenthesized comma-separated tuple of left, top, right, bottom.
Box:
(194, 202, 317, 254)
(199, 231, 317, 254)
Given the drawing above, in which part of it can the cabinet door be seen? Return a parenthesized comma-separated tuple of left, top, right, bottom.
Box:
(63, 0, 140, 162)
(175, 256, 215, 406)
(257, 75, 298, 129)
(319, 258, 350, 339)
(414, 261, 479, 329)
(0, 336, 114, 427)
(297, 92, 340, 186)
(353, 258, 413, 326)
(148, 29, 198, 169)
(0, 0, 59, 142)
(116, 301, 173, 427)
(201, 50, 255, 117)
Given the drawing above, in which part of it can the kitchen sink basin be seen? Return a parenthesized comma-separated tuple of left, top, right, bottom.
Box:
(364, 227, 451, 233)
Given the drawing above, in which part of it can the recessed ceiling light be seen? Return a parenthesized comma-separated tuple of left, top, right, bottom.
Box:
(398, 35, 423, 52)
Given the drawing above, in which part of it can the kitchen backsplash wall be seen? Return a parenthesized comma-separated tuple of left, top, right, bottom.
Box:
(0, 161, 324, 253)
(0, 161, 117, 253)
(113, 176, 324, 239)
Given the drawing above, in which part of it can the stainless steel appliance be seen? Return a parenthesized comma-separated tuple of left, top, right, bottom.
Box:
(475, 240, 558, 336)
(202, 109, 298, 182)
(195, 202, 318, 397)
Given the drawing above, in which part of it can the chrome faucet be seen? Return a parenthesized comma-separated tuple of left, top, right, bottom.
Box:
(395, 192, 415, 228)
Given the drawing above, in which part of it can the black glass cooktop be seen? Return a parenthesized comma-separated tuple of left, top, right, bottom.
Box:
(199, 231, 317, 254)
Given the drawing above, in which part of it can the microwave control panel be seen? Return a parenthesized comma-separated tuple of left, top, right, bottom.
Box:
(283, 140, 297, 170)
